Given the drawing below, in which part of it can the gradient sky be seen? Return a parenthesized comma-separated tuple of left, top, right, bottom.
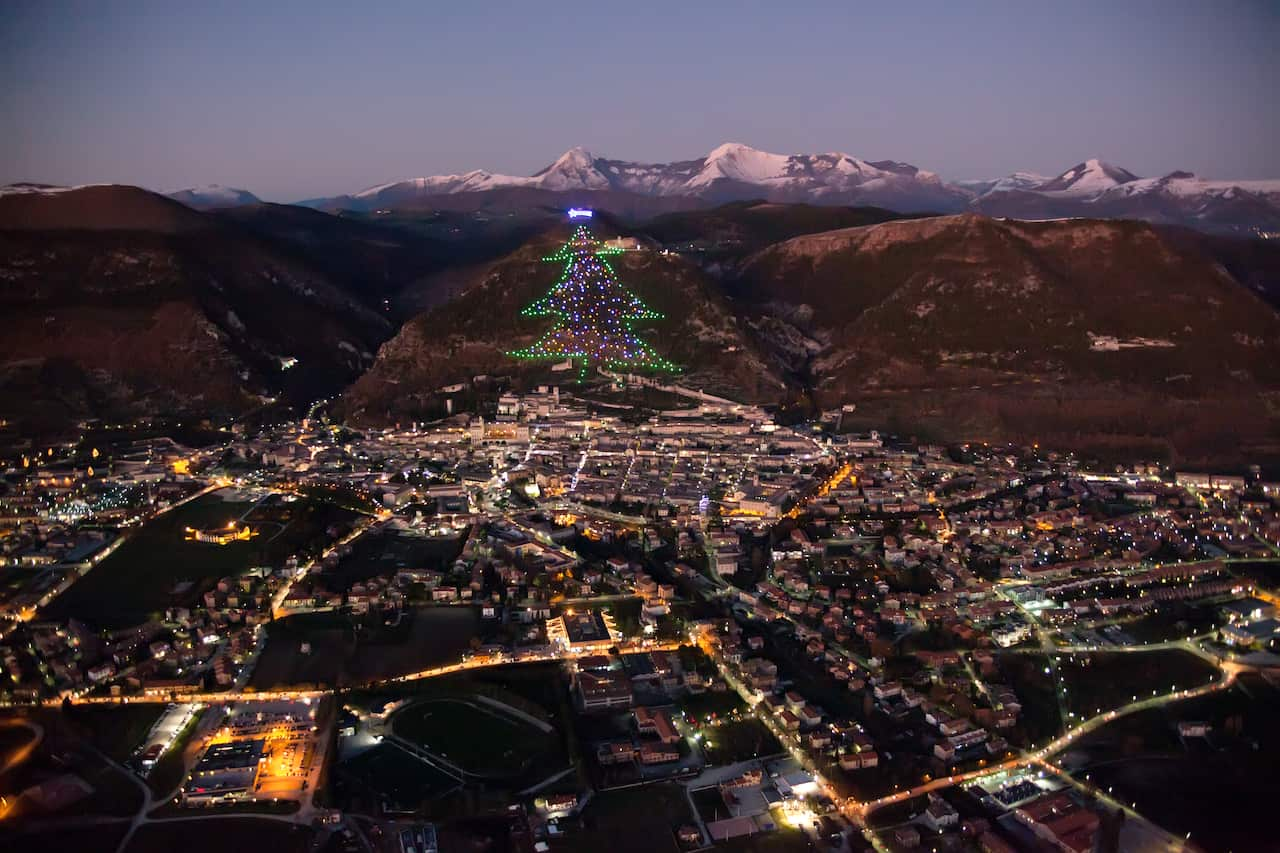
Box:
(2, 0, 1277, 201)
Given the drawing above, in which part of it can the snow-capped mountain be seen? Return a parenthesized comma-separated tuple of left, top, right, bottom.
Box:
(168, 184, 261, 210)
(282, 144, 1280, 234)
(954, 172, 1051, 197)
(1096, 171, 1280, 203)
(673, 143, 967, 211)
(1033, 159, 1140, 195)
(970, 162, 1280, 233)
(0, 182, 110, 197)
(319, 143, 971, 214)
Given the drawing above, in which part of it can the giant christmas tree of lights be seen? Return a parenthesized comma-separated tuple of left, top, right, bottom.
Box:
(508, 216, 677, 376)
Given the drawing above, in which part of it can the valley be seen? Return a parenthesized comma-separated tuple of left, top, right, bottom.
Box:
(3, 187, 1280, 469)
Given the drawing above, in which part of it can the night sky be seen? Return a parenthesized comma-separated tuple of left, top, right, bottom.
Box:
(2, 0, 1277, 201)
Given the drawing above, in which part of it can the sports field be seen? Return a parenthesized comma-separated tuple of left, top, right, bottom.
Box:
(392, 697, 557, 777)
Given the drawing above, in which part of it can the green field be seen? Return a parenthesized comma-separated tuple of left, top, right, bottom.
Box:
(124, 818, 315, 853)
(1056, 649, 1220, 719)
(700, 718, 783, 766)
(552, 782, 690, 853)
(322, 528, 463, 591)
(251, 606, 480, 688)
(1066, 673, 1280, 853)
(2, 822, 130, 853)
(392, 698, 556, 777)
(677, 688, 747, 724)
(996, 652, 1065, 743)
(1120, 604, 1223, 644)
(44, 489, 358, 628)
(339, 742, 458, 812)
(64, 704, 164, 763)
(715, 829, 820, 852)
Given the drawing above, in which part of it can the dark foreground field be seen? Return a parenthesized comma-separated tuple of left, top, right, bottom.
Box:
(251, 606, 480, 688)
(1063, 672, 1280, 853)
(43, 489, 358, 628)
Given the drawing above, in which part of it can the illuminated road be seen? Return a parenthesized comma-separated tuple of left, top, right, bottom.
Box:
(694, 613, 1251, 849)
(270, 515, 380, 619)
(0, 717, 42, 782)
(784, 459, 852, 519)
(30, 640, 685, 709)
(855, 656, 1242, 852)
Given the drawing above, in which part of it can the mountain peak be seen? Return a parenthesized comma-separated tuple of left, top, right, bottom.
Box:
(705, 142, 761, 161)
(534, 147, 609, 190)
(1037, 159, 1139, 194)
(692, 143, 791, 188)
(168, 184, 260, 210)
(549, 146, 595, 168)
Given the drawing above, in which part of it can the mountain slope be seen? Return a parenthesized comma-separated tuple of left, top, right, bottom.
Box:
(637, 200, 918, 263)
(734, 214, 1280, 464)
(0, 185, 393, 430)
(0, 183, 214, 232)
(339, 227, 785, 424)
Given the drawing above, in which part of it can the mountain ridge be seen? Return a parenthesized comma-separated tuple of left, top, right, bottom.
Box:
(167, 184, 262, 210)
(8, 144, 1279, 233)
(288, 143, 1280, 234)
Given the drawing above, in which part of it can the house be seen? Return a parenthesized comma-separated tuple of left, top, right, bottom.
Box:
(576, 670, 632, 710)
(535, 792, 578, 819)
(923, 793, 960, 832)
(638, 742, 680, 764)
(798, 705, 823, 727)
(1222, 618, 1280, 647)
(839, 749, 878, 770)
(892, 826, 921, 848)
(597, 742, 636, 765)
(1221, 597, 1275, 624)
(634, 707, 680, 744)
(1013, 791, 1099, 853)
(1177, 721, 1211, 738)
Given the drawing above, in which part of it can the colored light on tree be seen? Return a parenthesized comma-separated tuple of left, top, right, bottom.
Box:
(508, 224, 677, 375)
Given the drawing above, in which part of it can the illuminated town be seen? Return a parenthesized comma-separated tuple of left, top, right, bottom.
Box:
(4, 4, 1280, 851)
(3, 376, 1279, 852)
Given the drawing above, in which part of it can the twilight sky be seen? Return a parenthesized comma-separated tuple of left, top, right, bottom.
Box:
(2, 0, 1277, 202)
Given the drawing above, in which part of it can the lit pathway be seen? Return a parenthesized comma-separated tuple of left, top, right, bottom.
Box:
(25, 640, 685, 709)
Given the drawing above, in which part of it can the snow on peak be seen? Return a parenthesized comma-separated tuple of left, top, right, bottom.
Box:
(0, 182, 70, 197)
(1037, 159, 1139, 194)
(550, 146, 595, 168)
(958, 171, 1052, 197)
(171, 184, 258, 203)
(691, 143, 793, 187)
(1098, 170, 1280, 200)
(534, 147, 610, 190)
(704, 142, 758, 161)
